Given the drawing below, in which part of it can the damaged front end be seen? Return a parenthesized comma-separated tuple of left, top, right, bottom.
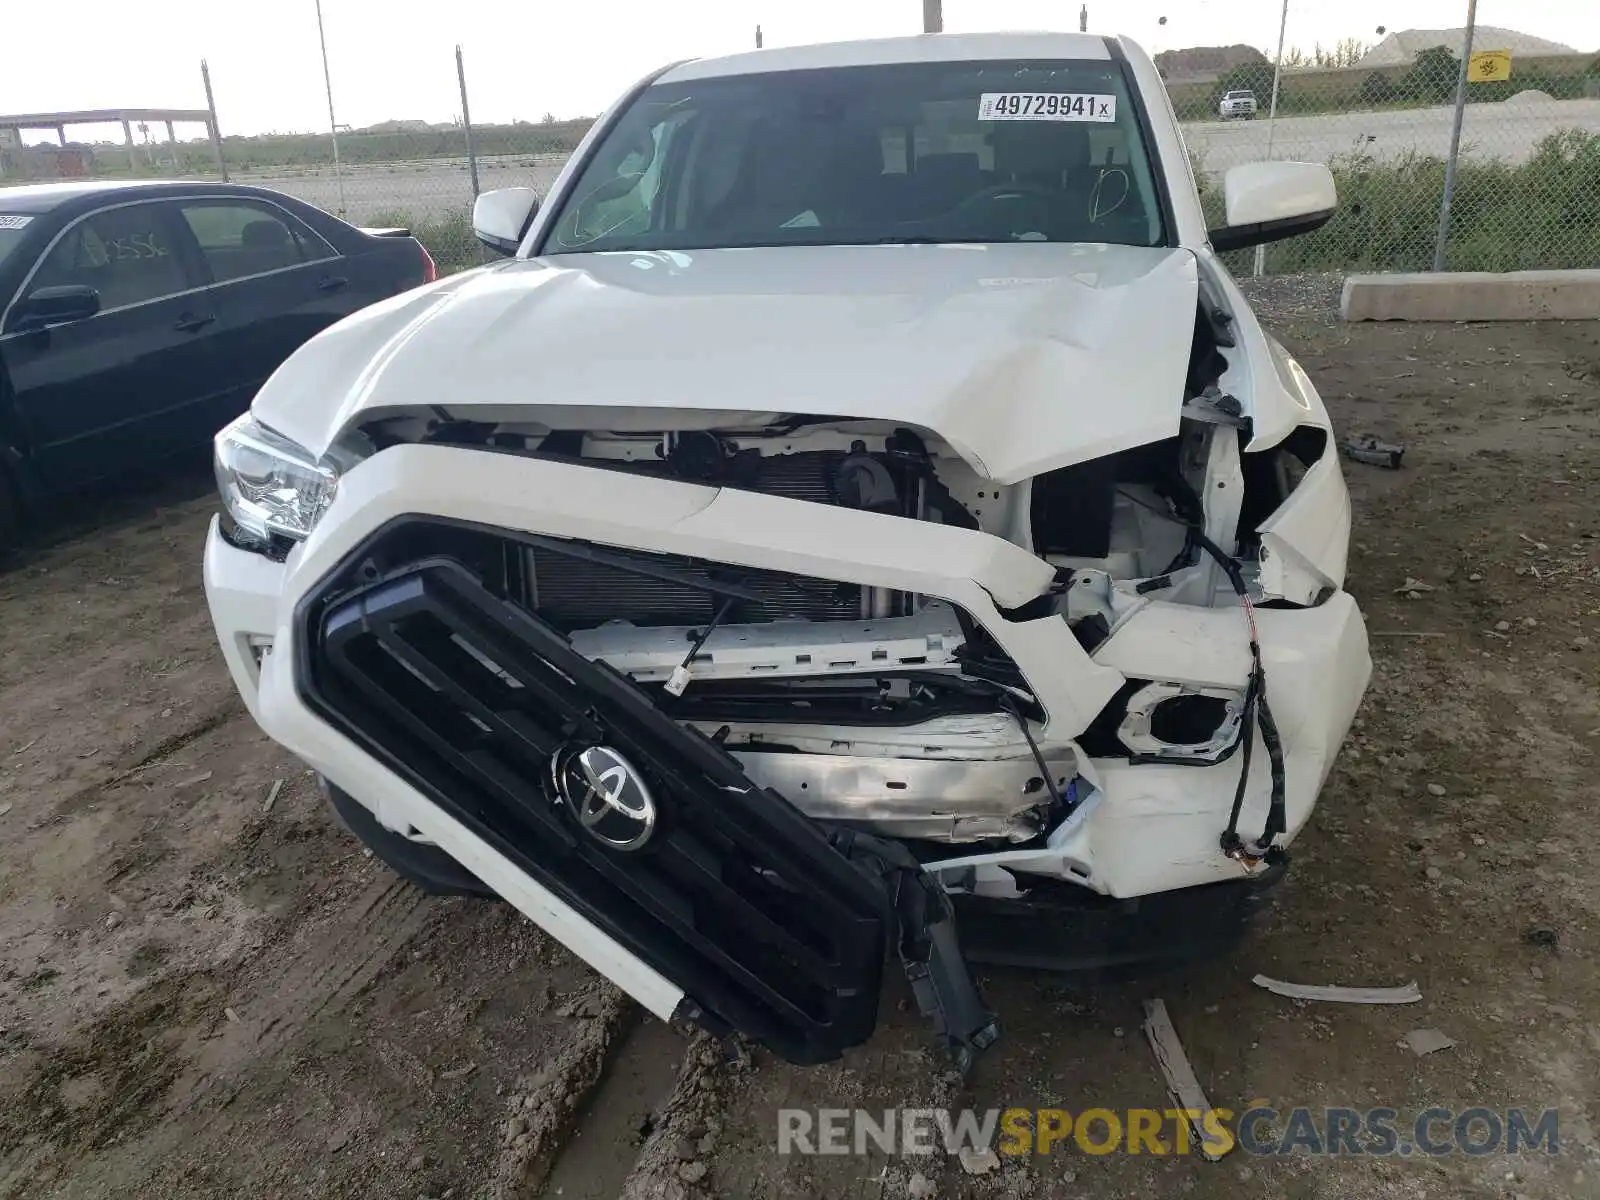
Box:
(216, 255, 1369, 1069)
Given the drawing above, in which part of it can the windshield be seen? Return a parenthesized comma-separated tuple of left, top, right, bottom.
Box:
(0, 215, 35, 272)
(542, 59, 1167, 254)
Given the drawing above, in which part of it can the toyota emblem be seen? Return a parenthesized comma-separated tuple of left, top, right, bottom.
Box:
(553, 746, 657, 851)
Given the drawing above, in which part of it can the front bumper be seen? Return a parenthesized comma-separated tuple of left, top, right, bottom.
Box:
(204, 444, 1370, 1055)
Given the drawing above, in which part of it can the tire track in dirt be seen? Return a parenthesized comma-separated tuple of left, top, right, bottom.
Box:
(42, 699, 247, 826)
(86, 871, 438, 1189)
(616, 1031, 732, 1200)
(483, 982, 637, 1198)
(181, 872, 432, 1097)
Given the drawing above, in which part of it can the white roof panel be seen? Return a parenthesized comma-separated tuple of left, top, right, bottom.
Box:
(660, 32, 1114, 83)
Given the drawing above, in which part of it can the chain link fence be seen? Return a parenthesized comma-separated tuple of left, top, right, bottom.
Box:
(8, 31, 1598, 277)
(1176, 41, 1600, 274)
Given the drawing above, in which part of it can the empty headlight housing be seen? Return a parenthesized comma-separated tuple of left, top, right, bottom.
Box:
(214, 415, 339, 552)
(1078, 678, 1248, 765)
(1117, 682, 1246, 763)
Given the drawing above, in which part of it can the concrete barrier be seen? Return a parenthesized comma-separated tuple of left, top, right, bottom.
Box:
(1341, 270, 1600, 322)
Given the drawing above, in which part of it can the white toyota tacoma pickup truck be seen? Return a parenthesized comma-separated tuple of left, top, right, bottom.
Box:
(205, 32, 1370, 1068)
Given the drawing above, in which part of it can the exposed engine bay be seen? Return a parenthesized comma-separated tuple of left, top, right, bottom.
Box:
(353, 289, 1330, 858)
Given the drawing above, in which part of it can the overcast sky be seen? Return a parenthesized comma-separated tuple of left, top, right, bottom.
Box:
(5, 0, 1596, 142)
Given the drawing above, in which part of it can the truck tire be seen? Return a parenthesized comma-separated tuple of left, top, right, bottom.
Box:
(321, 777, 496, 898)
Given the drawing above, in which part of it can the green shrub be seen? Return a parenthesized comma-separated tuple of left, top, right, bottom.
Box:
(1401, 45, 1461, 104)
(1359, 71, 1399, 106)
(1253, 130, 1600, 273)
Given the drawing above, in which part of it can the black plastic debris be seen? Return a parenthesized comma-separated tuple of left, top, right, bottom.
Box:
(1341, 435, 1405, 469)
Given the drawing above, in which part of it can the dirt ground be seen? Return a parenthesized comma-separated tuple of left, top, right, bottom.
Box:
(2, 280, 1597, 1200)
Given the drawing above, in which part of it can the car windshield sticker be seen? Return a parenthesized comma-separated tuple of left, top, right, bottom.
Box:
(978, 93, 1117, 122)
(0, 215, 33, 230)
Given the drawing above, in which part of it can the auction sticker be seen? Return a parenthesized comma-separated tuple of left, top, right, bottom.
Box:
(0, 215, 33, 230)
(978, 93, 1117, 122)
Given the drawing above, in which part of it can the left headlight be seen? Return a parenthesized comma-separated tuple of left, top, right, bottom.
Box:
(214, 415, 339, 549)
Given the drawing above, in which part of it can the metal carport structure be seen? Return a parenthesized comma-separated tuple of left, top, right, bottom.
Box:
(0, 89, 227, 181)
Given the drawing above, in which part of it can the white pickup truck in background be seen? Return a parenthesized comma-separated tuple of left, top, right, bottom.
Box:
(1220, 88, 1260, 119)
(205, 30, 1368, 1071)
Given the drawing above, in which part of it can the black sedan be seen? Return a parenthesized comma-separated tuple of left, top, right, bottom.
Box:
(0, 180, 437, 549)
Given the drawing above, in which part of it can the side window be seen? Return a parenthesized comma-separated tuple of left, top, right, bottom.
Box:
(31, 204, 191, 311)
(178, 201, 332, 283)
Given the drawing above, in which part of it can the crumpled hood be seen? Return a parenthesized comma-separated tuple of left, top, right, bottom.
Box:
(254, 242, 1200, 483)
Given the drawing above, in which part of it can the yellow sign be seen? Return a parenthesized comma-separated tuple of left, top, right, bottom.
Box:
(1469, 50, 1512, 82)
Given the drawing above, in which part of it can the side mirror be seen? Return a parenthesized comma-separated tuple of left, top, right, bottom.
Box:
(14, 284, 100, 330)
(1208, 162, 1336, 253)
(472, 188, 541, 256)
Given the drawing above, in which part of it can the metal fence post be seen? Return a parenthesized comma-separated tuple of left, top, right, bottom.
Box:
(1432, 0, 1479, 271)
(1253, 0, 1290, 278)
(315, 0, 347, 216)
(201, 59, 228, 181)
(456, 44, 480, 199)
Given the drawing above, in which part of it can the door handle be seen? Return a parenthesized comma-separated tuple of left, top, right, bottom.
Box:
(317, 275, 350, 292)
(173, 312, 215, 333)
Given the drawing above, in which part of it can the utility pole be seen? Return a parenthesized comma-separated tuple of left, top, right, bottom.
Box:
(922, 0, 941, 34)
(1079, 4, 1088, 32)
(456, 45, 479, 198)
(315, 0, 347, 216)
(1433, 0, 1479, 270)
(1253, 0, 1290, 278)
(201, 59, 228, 181)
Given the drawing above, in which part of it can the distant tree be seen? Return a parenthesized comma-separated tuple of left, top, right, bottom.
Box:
(1402, 45, 1461, 103)
(1334, 38, 1369, 68)
(541, 112, 556, 124)
(1359, 71, 1399, 105)
(1283, 46, 1306, 69)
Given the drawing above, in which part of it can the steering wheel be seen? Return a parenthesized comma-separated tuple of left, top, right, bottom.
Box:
(938, 182, 1072, 241)
(948, 182, 1066, 216)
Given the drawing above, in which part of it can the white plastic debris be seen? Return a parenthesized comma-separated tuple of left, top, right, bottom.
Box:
(958, 1146, 1000, 1175)
(1142, 999, 1231, 1160)
(1403, 1028, 1455, 1056)
(1252, 975, 1422, 1004)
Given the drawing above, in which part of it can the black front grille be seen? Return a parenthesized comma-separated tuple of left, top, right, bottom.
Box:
(295, 521, 891, 1064)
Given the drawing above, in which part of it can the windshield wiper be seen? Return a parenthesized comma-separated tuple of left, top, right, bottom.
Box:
(870, 236, 997, 246)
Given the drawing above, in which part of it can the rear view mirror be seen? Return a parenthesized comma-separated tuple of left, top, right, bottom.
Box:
(15, 284, 100, 330)
(472, 188, 541, 256)
(1208, 162, 1336, 253)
